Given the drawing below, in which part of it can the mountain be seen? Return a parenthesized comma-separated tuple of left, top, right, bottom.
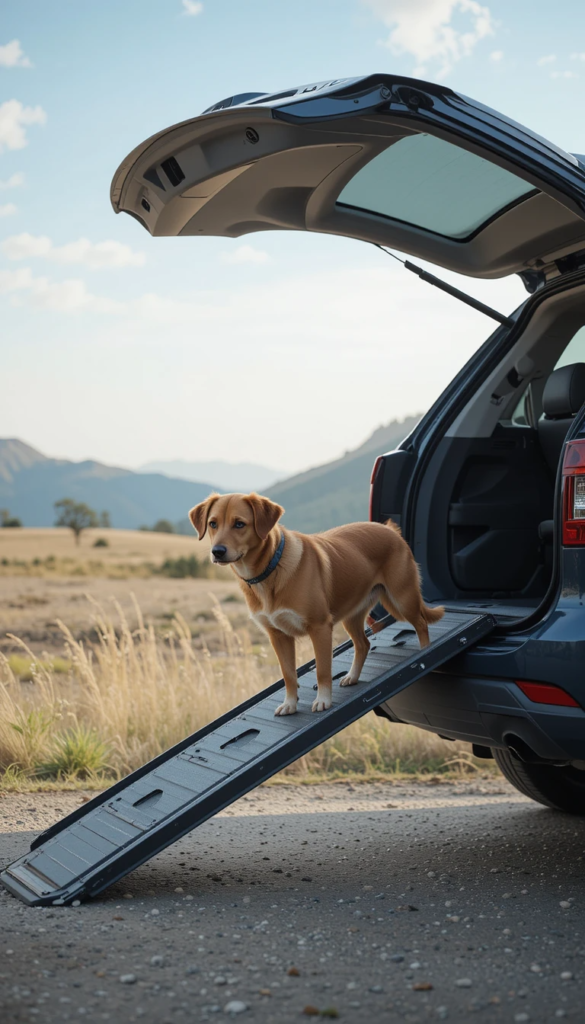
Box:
(0, 439, 214, 529)
(268, 415, 422, 533)
(139, 458, 284, 492)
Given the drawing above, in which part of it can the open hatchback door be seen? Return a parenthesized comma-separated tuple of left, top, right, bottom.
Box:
(111, 74, 585, 280)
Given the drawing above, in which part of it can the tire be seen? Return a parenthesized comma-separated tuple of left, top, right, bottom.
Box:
(492, 747, 585, 815)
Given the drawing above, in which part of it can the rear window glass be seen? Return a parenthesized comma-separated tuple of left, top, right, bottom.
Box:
(336, 133, 537, 240)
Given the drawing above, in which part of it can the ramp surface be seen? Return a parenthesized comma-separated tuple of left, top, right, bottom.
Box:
(1, 610, 494, 906)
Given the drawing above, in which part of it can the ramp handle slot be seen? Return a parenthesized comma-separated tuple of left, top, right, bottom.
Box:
(219, 728, 260, 750)
(133, 789, 164, 808)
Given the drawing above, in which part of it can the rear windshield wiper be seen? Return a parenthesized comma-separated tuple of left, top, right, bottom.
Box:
(374, 245, 514, 329)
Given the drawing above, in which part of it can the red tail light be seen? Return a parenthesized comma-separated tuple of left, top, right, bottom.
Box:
(562, 439, 585, 545)
(369, 456, 383, 521)
(516, 680, 580, 708)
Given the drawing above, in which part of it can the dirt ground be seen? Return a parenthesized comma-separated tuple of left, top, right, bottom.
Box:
(2, 779, 584, 1024)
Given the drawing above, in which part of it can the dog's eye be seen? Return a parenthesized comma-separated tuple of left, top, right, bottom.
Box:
(234, 521, 246, 529)
(208, 520, 217, 529)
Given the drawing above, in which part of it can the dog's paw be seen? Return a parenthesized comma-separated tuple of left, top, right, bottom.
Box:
(312, 696, 332, 713)
(274, 700, 298, 717)
(340, 673, 359, 687)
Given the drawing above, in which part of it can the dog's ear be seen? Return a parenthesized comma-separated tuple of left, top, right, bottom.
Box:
(188, 493, 219, 540)
(246, 493, 284, 541)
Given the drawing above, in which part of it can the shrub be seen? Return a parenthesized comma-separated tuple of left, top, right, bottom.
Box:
(35, 726, 111, 779)
(157, 555, 206, 578)
(152, 519, 175, 534)
(93, 537, 109, 548)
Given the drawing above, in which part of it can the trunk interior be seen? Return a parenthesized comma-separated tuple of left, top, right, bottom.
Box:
(407, 281, 585, 624)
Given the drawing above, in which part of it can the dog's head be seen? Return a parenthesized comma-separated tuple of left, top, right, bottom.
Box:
(189, 492, 285, 565)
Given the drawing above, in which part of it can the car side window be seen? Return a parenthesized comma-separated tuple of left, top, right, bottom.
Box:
(554, 324, 585, 370)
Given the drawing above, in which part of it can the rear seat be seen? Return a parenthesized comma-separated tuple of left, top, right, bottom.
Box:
(538, 362, 585, 542)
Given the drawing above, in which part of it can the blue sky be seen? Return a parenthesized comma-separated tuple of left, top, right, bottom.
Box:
(1, 0, 585, 474)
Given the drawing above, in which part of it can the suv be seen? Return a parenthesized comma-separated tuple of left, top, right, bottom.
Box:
(112, 74, 585, 814)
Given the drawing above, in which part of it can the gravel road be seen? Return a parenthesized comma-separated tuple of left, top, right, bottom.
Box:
(1, 779, 584, 1023)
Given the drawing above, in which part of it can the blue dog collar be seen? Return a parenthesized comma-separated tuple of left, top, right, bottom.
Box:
(243, 531, 285, 586)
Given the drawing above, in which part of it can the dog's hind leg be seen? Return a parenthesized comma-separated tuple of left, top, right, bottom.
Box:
(308, 622, 334, 712)
(379, 562, 432, 649)
(340, 611, 370, 686)
(269, 629, 299, 716)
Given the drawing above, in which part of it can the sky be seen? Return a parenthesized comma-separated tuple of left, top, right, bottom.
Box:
(1, 0, 585, 475)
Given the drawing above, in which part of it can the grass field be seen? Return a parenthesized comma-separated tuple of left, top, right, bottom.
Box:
(0, 529, 494, 789)
(0, 526, 213, 577)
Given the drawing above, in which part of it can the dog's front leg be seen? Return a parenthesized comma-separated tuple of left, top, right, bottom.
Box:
(268, 628, 299, 716)
(308, 623, 333, 712)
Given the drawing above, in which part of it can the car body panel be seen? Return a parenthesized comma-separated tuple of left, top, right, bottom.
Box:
(111, 73, 585, 279)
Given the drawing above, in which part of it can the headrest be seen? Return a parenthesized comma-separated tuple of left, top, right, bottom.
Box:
(542, 363, 585, 419)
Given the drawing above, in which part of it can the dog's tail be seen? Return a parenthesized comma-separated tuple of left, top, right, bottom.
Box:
(383, 517, 402, 535)
(423, 603, 445, 624)
(383, 518, 445, 626)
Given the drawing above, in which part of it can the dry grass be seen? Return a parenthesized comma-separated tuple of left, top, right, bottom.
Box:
(0, 596, 492, 790)
(0, 527, 214, 578)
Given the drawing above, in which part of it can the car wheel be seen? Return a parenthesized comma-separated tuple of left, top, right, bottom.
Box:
(492, 748, 585, 815)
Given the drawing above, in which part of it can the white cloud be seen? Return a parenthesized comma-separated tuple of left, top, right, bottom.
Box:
(182, 1, 204, 14)
(220, 244, 270, 265)
(537, 54, 556, 66)
(0, 266, 121, 313)
(0, 40, 32, 69)
(2, 233, 146, 269)
(362, 0, 495, 77)
(0, 202, 17, 217)
(0, 172, 24, 189)
(571, 53, 585, 61)
(490, 49, 503, 61)
(0, 100, 46, 152)
(550, 70, 579, 79)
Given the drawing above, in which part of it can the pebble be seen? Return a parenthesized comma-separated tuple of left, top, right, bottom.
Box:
(214, 976, 227, 986)
(369, 985, 383, 993)
(224, 1001, 247, 1015)
(514, 1014, 530, 1023)
(559, 901, 571, 909)
(455, 978, 472, 988)
(71, 900, 81, 908)
(119, 974, 136, 985)
(390, 954, 404, 963)
(150, 955, 164, 967)
(150, 909, 160, 916)
(560, 971, 573, 980)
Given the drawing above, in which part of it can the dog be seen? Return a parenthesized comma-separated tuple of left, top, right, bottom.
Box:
(189, 492, 444, 717)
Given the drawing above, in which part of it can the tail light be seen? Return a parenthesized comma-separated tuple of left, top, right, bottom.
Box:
(369, 456, 383, 521)
(515, 680, 580, 708)
(562, 439, 585, 545)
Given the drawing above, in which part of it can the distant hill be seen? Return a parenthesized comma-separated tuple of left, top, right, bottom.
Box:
(139, 458, 284, 492)
(268, 415, 422, 533)
(0, 439, 214, 529)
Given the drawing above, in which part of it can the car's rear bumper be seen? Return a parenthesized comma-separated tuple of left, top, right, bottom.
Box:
(377, 671, 585, 762)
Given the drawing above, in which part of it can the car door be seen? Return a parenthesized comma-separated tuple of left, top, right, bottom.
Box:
(111, 74, 585, 547)
(112, 73, 585, 282)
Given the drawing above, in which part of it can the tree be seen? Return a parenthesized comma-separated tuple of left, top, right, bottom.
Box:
(54, 498, 98, 545)
(98, 510, 111, 528)
(0, 509, 22, 528)
(152, 519, 175, 534)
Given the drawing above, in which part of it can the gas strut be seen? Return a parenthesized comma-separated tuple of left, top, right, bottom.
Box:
(374, 245, 515, 328)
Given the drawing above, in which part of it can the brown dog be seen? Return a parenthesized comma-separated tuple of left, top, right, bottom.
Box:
(189, 493, 444, 717)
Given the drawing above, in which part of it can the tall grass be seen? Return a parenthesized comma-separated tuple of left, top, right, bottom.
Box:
(0, 597, 488, 786)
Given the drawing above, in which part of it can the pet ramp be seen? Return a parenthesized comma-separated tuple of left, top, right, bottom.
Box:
(1, 610, 494, 906)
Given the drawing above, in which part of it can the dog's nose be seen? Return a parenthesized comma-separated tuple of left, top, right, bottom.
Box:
(212, 545, 227, 560)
